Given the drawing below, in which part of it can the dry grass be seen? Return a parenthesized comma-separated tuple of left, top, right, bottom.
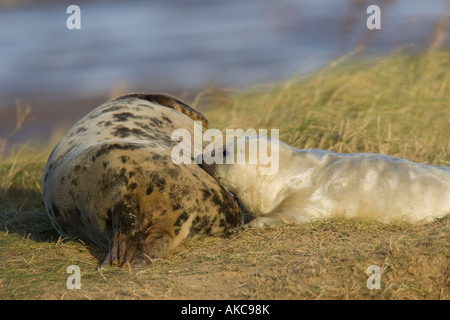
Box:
(1, 50, 449, 300)
(0, 100, 31, 157)
(1, 217, 449, 299)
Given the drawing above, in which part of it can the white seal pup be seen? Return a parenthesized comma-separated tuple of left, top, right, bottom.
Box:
(199, 135, 450, 227)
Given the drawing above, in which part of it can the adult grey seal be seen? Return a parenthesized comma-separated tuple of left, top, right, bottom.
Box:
(42, 93, 243, 267)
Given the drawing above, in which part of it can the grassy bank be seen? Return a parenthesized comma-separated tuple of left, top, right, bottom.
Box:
(1, 50, 449, 299)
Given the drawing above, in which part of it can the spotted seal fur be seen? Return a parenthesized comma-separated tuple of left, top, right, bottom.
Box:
(42, 93, 242, 266)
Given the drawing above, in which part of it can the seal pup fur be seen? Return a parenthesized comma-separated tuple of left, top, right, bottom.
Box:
(200, 135, 450, 227)
(42, 93, 242, 266)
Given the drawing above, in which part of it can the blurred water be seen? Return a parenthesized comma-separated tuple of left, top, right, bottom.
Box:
(0, 0, 448, 106)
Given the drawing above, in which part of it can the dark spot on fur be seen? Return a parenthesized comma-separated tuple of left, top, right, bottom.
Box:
(201, 188, 212, 201)
(152, 174, 166, 192)
(161, 116, 172, 125)
(181, 187, 190, 197)
(210, 189, 222, 206)
(172, 203, 182, 211)
(100, 167, 129, 193)
(189, 215, 212, 236)
(111, 197, 141, 236)
(150, 117, 164, 126)
(101, 105, 123, 114)
(174, 211, 189, 227)
(146, 184, 154, 195)
(134, 122, 153, 133)
(134, 166, 144, 176)
(104, 121, 112, 127)
(168, 188, 182, 205)
(112, 127, 133, 138)
(127, 182, 138, 191)
(167, 169, 179, 178)
(112, 126, 151, 139)
(49, 145, 75, 171)
(76, 127, 87, 134)
(120, 156, 129, 163)
(117, 168, 129, 185)
(219, 218, 226, 227)
(91, 143, 142, 162)
(113, 112, 134, 122)
(107, 208, 113, 219)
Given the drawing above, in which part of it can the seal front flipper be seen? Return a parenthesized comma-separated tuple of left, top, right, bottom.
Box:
(102, 231, 141, 267)
(111, 93, 209, 128)
(142, 230, 172, 263)
(102, 197, 146, 267)
(102, 230, 173, 267)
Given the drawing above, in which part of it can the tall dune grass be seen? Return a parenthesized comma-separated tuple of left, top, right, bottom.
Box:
(201, 50, 450, 166)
